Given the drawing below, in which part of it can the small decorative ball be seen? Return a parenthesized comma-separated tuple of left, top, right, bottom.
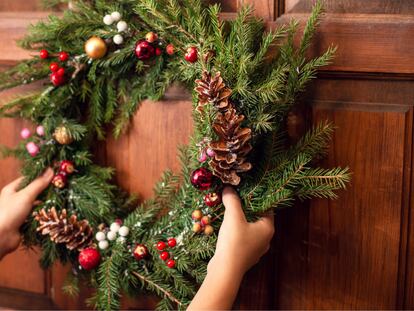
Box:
(118, 226, 129, 237)
(59, 160, 75, 175)
(78, 248, 101, 270)
(204, 225, 214, 236)
(166, 259, 176, 268)
(192, 209, 203, 220)
(190, 168, 213, 191)
(98, 240, 109, 250)
(166, 44, 175, 55)
(113, 34, 124, 45)
(26, 142, 39, 157)
(103, 14, 114, 25)
(20, 128, 31, 139)
(185, 46, 198, 63)
(111, 11, 121, 22)
(201, 216, 211, 226)
(58, 51, 69, 62)
(110, 222, 121, 233)
(36, 125, 45, 136)
(167, 238, 177, 248)
(52, 173, 67, 189)
(57, 68, 65, 77)
(145, 32, 158, 43)
(95, 231, 106, 242)
(39, 49, 49, 59)
(156, 241, 167, 251)
(107, 231, 117, 241)
(155, 48, 162, 56)
(49, 62, 59, 72)
(192, 222, 202, 233)
(135, 40, 155, 60)
(160, 251, 169, 261)
(53, 126, 73, 145)
(116, 20, 128, 32)
(85, 36, 108, 59)
(204, 192, 222, 207)
(198, 151, 207, 163)
(133, 244, 149, 260)
(50, 72, 66, 86)
(206, 147, 215, 157)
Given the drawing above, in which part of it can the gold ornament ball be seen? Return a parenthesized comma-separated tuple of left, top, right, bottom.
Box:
(84, 36, 108, 59)
(192, 222, 202, 233)
(53, 126, 73, 145)
(191, 209, 203, 221)
(204, 225, 214, 236)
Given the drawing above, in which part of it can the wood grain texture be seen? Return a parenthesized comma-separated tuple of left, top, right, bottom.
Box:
(0, 0, 42, 12)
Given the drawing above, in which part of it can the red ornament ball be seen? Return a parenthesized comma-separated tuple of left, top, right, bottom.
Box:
(166, 259, 176, 268)
(78, 248, 101, 270)
(49, 62, 59, 72)
(204, 192, 222, 207)
(160, 251, 170, 261)
(52, 173, 67, 189)
(190, 168, 213, 191)
(57, 67, 65, 77)
(167, 238, 176, 248)
(60, 160, 75, 175)
(166, 44, 175, 55)
(156, 241, 167, 251)
(50, 72, 66, 86)
(135, 40, 155, 60)
(40, 49, 49, 59)
(201, 216, 210, 226)
(58, 51, 69, 62)
(185, 47, 198, 63)
(133, 244, 149, 260)
(155, 48, 162, 56)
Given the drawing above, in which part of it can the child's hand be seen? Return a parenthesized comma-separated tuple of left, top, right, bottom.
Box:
(0, 168, 54, 259)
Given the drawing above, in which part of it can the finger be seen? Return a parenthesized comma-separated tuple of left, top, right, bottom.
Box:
(252, 212, 275, 240)
(20, 167, 54, 201)
(222, 186, 246, 223)
(1, 176, 25, 195)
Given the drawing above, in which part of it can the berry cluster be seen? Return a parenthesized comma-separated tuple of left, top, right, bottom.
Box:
(156, 238, 177, 268)
(191, 209, 214, 236)
(51, 160, 75, 189)
(21, 125, 45, 157)
(102, 11, 127, 45)
(135, 32, 175, 60)
(95, 220, 130, 250)
(40, 49, 70, 86)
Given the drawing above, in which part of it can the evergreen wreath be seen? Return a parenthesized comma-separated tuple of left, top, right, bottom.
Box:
(0, 0, 350, 309)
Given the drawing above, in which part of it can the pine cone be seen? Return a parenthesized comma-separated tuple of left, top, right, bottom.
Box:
(209, 105, 252, 185)
(33, 207, 93, 251)
(194, 71, 231, 112)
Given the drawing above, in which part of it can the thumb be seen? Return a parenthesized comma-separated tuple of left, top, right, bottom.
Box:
(222, 186, 246, 223)
(20, 168, 54, 201)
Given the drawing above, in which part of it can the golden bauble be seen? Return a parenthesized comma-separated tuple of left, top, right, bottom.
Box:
(84, 36, 107, 59)
(53, 126, 73, 145)
(203, 225, 214, 236)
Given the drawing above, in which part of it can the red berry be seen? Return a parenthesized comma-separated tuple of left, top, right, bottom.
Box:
(201, 216, 210, 226)
(166, 44, 174, 55)
(190, 168, 213, 191)
(160, 251, 170, 261)
(59, 160, 75, 175)
(51, 173, 67, 189)
(167, 238, 176, 248)
(166, 259, 175, 268)
(184, 47, 198, 63)
(50, 72, 65, 86)
(156, 241, 167, 251)
(78, 248, 101, 270)
(204, 192, 222, 207)
(155, 48, 162, 56)
(133, 244, 149, 260)
(135, 40, 155, 60)
(58, 51, 69, 62)
(49, 62, 59, 72)
(57, 67, 65, 77)
(40, 49, 49, 59)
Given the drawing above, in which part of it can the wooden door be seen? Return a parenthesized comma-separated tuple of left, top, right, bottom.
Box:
(1, 0, 414, 310)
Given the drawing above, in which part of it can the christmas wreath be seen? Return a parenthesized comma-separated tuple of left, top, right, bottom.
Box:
(0, 0, 349, 309)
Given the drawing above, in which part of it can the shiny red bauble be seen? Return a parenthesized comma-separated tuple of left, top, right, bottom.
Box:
(133, 244, 149, 260)
(135, 40, 155, 60)
(40, 49, 49, 59)
(156, 241, 167, 251)
(160, 251, 170, 261)
(57, 68, 65, 77)
(166, 259, 176, 268)
(49, 62, 59, 72)
(167, 238, 176, 248)
(50, 72, 66, 86)
(60, 160, 75, 175)
(78, 248, 101, 270)
(166, 44, 175, 55)
(58, 51, 69, 62)
(204, 192, 222, 207)
(184, 47, 198, 63)
(155, 48, 162, 56)
(190, 168, 213, 191)
(51, 173, 67, 189)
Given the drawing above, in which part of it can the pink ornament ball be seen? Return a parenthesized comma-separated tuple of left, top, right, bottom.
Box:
(206, 148, 215, 157)
(26, 142, 40, 157)
(198, 151, 207, 163)
(36, 125, 45, 136)
(20, 128, 31, 139)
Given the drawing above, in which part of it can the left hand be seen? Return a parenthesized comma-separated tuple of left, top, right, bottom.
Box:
(0, 168, 54, 259)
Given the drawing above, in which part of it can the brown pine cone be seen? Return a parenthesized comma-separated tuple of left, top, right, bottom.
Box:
(194, 71, 232, 112)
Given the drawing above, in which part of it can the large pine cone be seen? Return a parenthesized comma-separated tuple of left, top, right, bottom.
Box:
(195, 71, 232, 112)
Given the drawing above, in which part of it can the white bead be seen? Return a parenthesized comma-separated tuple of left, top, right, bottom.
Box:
(98, 240, 109, 250)
(110, 222, 121, 232)
(107, 231, 117, 241)
(117, 21, 128, 32)
(113, 34, 124, 45)
(117, 236, 126, 243)
(103, 14, 114, 25)
(111, 11, 121, 22)
(95, 231, 106, 241)
(118, 226, 129, 237)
